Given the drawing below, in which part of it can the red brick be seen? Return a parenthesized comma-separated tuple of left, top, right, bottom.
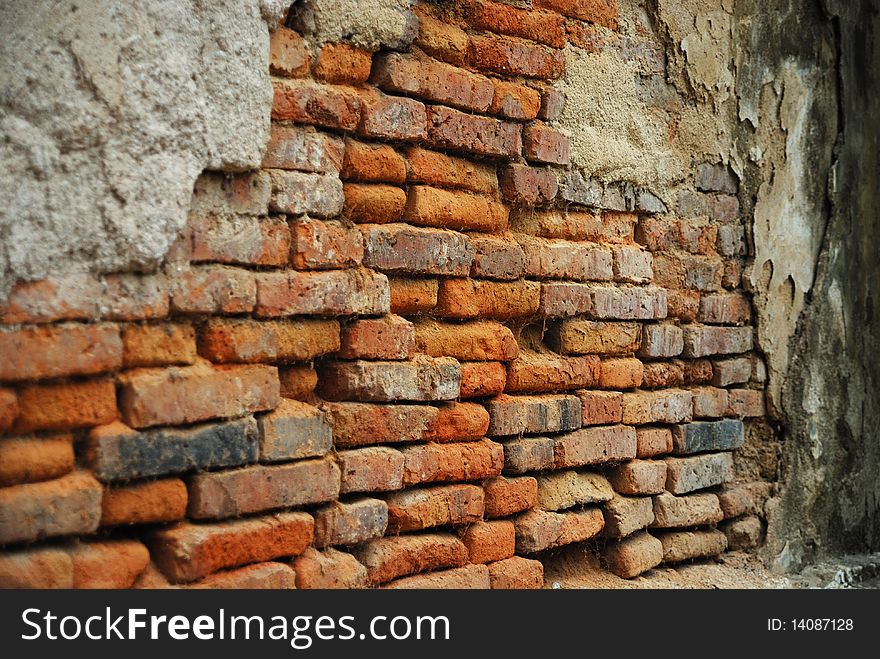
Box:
(698, 292, 752, 325)
(267, 169, 344, 218)
(552, 424, 637, 467)
(425, 105, 522, 157)
(0, 547, 73, 589)
(289, 218, 364, 269)
(118, 361, 279, 428)
(435, 278, 540, 319)
(425, 401, 491, 441)
(386, 483, 484, 532)
(539, 282, 594, 317)
(262, 124, 344, 173)
(535, 0, 619, 29)
(405, 185, 508, 232)
(294, 548, 368, 589)
(188, 562, 297, 589)
(272, 79, 361, 130)
(318, 356, 460, 402)
(469, 235, 526, 281)
(338, 315, 414, 360)
(258, 398, 332, 462)
(460, 361, 508, 398)
(523, 122, 570, 164)
(469, 34, 566, 79)
(342, 139, 407, 184)
(635, 216, 718, 254)
(415, 319, 519, 361)
(324, 403, 438, 450)
(514, 508, 604, 552)
(353, 533, 468, 585)
(279, 365, 318, 400)
(600, 211, 637, 242)
(148, 512, 314, 583)
(538, 85, 565, 120)
(187, 457, 340, 519)
(199, 318, 339, 364)
(269, 27, 309, 77)
(510, 208, 601, 240)
(467, 0, 566, 48)
(683, 325, 753, 357)
(0, 324, 120, 382)
(641, 361, 685, 389)
(612, 245, 654, 284)
(373, 52, 493, 111)
(68, 540, 150, 589)
(0, 434, 74, 487)
(385, 564, 491, 589)
(599, 357, 644, 389)
(500, 164, 558, 205)
(488, 556, 544, 588)
(653, 253, 723, 292)
(338, 446, 405, 494)
(0, 471, 102, 544)
(389, 277, 439, 314)
(314, 497, 388, 547)
(415, 8, 470, 66)
(518, 236, 612, 281)
(189, 214, 290, 267)
(589, 285, 668, 320)
(343, 183, 406, 223)
(604, 531, 663, 578)
(490, 79, 542, 119)
(603, 494, 655, 537)
(255, 268, 389, 317)
(506, 352, 599, 393)
(636, 427, 673, 458)
(100, 478, 188, 527)
(402, 439, 503, 485)
(487, 393, 582, 436)
(357, 88, 428, 141)
(101, 274, 170, 321)
(607, 459, 667, 495)
(314, 43, 373, 85)
(483, 475, 538, 518)
(578, 390, 623, 425)
(727, 388, 765, 418)
(0, 274, 102, 324)
(361, 223, 475, 275)
(459, 520, 516, 563)
(405, 146, 499, 195)
(548, 320, 640, 356)
(0, 387, 17, 432)
(14, 379, 116, 432)
(169, 265, 256, 314)
(667, 290, 701, 321)
(685, 358, 715, 385)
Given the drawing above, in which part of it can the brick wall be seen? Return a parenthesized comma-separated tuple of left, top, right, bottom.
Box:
(0, 0, 770, 589)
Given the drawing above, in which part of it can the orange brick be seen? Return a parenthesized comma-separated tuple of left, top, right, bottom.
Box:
(635, 426, 673, 458)
(342, 139, 407, 184)
(435, 278, 540, 319)
(405, 146, 499, 195)
(169, 265, 256, 314)
(459, 520, 516, 564)
(389, 277, 438, 314)
(338, 315, 415, 360)
(269, 27, 309, 77)
(488, 556, 544, 588)
(198, 318, 340, 363)
(506, 352, 599, 393)
(338, 446, 405, 494)
(578, 390, 623, 425)
(509, 208, 602, 240)
(315, 43, 373, 85)
(189, 213, 290, 267)
(404, 185, 508, 232)
(514, 508, 604, 553)
(322, 402, 438, 448)
(489, 79, 542, 119)
(607, 459, 667, 495)
(0, 434, 74, 487)
(667, 290, 701, 321)
(469, 34, 566, 79)
(100, 478, 188, 527)
(684, 358, 714, 385)
(255, 268, 389, 317)
(599, 357, 644, 389)
(343, 183, 406, 223)
(604, 531, 663, 578)
(385, 483, 484, 532)
(0, 387, 17, 432)
(535, 0, 619, 30)
(425, 105, 522, 157)
(414, 319, 519, 361)
(460, 361, 508, 398)
(279, 365, 318, 400)
(641, 361, 685, 388)
(467, 0, 566, 48)
(69, 540, 150, 589)
(354, 533, 468, 585)
(289, 218, 364, 269)
(0, 324, 121, 381)
(698, 292, 752, 325)
(122, 323, 197, 368)
(0, 274, 101, 324)
(727, 388, 765, 418)
(483, 475, 538, 518)
(0, 547, 73, 589)
(272, 79, 362, 130)
(384, 564, 490, 589)
(294, 548, 368, 589)
(552, 424, 637, 468)
(425, 401, 491, 441)
(523, 122, 571, 164)
(14, 378, 116, 432)
(189, 562, 298, 589)
(402, 439, 503, 485)
(414, 9, 469, 66)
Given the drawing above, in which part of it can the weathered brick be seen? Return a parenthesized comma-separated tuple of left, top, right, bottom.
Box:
(459, 520, 516, 564)
(262, 124, 343, 173)
(269, 27, 309, 77)
(523, 122, 570, 164)
(553, 425, 637, 468)
(385, 483, 484, 532)
(100, 478, 188, 527)
(314, 497, 388, 547)
(665, 451, 735, 494)
(487, 393, 582, 436)
(604, 531, 663, 578)
(506, 352, 599, 393)
(509, 208, 601, 240)
(148, 512, 314, 583)
(14, 379, 116, 432)
(691, 387, 731, 418)
(68, 539, 150, 589)
(653, 253, 723, 292)
(548, 320, 641, 355)
(467, 0, 566, 47)
(385, 564, 491, 589)
(272, 79, 361, 130)
(0, 387, 17, 432)
(267, 169, 344, 218)
(621, 389, 693, 425)
(490, 79, 542, 119)
(0, 274, 102, 324)
(279, 365, 318, 400)
(199, 318, 340, 364)
(414, 319, 519, 361)
(169, 265, 256, 314)
(642, 361, 685, 389)
(188, 562, 297, 589)
(722, 516, 763, 550)
(258, 399, 332, 462)
(488, 556, 544, 588)
(607, 459, 667, 495)
(635, 216, 717, 254)
(727, 388, 765, 418)
(118, 362, 279, 428)
(636, 427, 673, 458)
(514, 508, 604, 553)
(468, 235, 526, 281)
(122, 323, 197, 368)
(319, 356, 460, 402)
(342, 139, 407, 184)
(373, 52, 493, 111)
(289, 217, 364, 269)
(315, 43, 373, 85)
(353, 533, 468, 585)
(86, 417, 259, 482)
(402, 439, 504, 486)
(696, 162, 738, 194)
(535, 0, 619, 29)
(338, 446, 405, 494)
(589, 285, 668, 320)
(255, 268, 390, 317)
(414, 8, 469, 65)
(518, 236, 612, 281)
(322, 402, 438, 448)
(500, 164, 558, 205)
(294, 548, 368, 589)
(483, 475, 538, 518)
(684, 358, 715, 385)
(435, 278, 540, 319)
(671, 419, 744, 454)
(469, 34, 566, 79)
(612, 245, 654, 283)
(502, 436, 555, 473)
(652, 492, 723, 528)
(343, 183, 406, 223)
(0, 324, 120, 382)
(603, 494, 655, 538)
(461, 361, 508, 397)
(405, 185, 508, 232)
(717, 482, 771, 519)
(578, 390, 623, 425)
(358, 88, 428, 141)
(405, 146, 499, 194)
(698, 292, 752, 325)
(711, 356, 752, 386)
(0, 547, 73, 589)
(0, 434, 74, 487)
(361, 223, 474, 276)
(337, 315, 414, 361)
(389, 277, 439, 314)
(683, 325, 753, 358)
(425, 105, 522, 157)
(599, 357, 644, 389)
(639, 324, 684, 359)
(0, 471, 102, 544)
(537, 470, 614, 511)
(717, 224, 747, 257)
(100, 274, 171, 322)
(657, 528, 727, 563)
(190, 172, 271, 216)
(667, 290, 701, 321)
(187, 457, 340, 519)
(425, 401, 491, 442)
(537, 84, 565, 121)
